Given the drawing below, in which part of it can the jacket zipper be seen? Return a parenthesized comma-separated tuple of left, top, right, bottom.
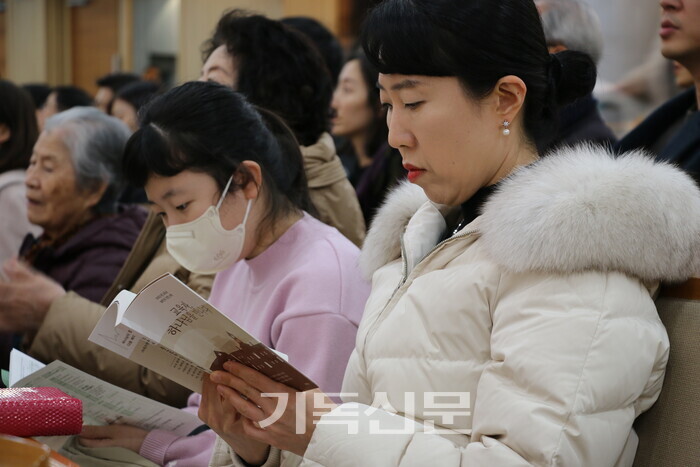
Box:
(361, 228, 479, 350)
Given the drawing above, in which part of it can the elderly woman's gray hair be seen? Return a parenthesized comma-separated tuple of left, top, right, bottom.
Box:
(43, 106, 130, 214)
(536, 0, 603, 65)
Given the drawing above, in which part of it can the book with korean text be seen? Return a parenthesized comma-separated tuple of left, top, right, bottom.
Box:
(88, 273, 317, 394)
(8, 349, 202, 436)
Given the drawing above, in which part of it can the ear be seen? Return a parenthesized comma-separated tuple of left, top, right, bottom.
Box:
(237, 161, 263, 201)
(493, 75, 528, 123)
(0, 124, 11, 144)
(82, 182, 109, 211)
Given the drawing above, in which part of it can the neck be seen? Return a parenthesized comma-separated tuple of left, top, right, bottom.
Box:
(247, 210, 303, 259)
(487, 143, 538, 187)
(43, 209, 95, 241)
(350, 133, 373, 168)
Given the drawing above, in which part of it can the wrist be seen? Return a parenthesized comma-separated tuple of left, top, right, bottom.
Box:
(230, 440, 270, 466)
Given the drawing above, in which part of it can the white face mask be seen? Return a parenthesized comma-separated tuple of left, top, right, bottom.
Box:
(165, 177, 253, 274)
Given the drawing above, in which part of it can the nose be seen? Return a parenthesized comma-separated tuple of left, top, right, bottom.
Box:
(386, 108, 415, 149)
(25, 165, 39, 189)
(330, 89, 341, 111)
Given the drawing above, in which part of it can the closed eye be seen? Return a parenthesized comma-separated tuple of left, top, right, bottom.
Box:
(404, 101, 424, 110)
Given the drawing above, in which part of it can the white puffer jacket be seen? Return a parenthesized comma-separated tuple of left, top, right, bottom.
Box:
(210, 146, 700, 467)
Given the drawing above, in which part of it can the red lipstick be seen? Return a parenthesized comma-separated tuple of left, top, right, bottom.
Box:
(403, 164, 426, 183)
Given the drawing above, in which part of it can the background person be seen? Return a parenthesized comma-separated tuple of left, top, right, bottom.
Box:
(38, 85, 93, 131)
(616, 0, 700, 183)
(199, 1, 700, 466)
(111, 80, 161, 204)
(281, 16, 344, 87)
(200, 10, 366, 246)
(535, 0, 617, 150)
(0, 107, 146, 364)
(332, 49, 405, 225)
(94, 72, 141, 113)
(111, 81, 161, 133)
(22, 84, 51, 128)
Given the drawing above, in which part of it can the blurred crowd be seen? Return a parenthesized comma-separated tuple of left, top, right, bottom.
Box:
(0, 1, 699, 466)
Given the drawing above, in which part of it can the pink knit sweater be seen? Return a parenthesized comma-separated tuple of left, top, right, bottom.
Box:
(139, 214, 370, 466)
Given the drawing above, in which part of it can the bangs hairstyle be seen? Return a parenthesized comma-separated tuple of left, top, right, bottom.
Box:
(122, 81, 312, 224)
(361, 0, 596, 147)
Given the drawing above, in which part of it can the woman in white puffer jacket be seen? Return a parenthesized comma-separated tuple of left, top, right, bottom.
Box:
(198, 1, 700, 466)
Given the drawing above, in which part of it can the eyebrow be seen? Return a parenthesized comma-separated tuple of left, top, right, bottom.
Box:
(160, 188, 182, 201)
(202, 65, 230, 76)
(376, 79, 423, 91)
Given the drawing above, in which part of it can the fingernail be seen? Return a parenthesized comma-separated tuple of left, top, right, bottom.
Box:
(210, 372, 222, 383)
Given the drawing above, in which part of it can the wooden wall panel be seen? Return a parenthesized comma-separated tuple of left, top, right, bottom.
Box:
(5, 0, 47, 84)
(282, 0, 340, 35)
(71, 0, 119, 95)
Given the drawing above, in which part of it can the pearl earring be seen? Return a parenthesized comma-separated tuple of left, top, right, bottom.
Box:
(502, 120, 511, 136)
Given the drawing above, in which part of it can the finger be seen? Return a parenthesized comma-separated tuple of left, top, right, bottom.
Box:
(3, 258, 32, 280)
(77, 437, 116, 448)
(210, 370, 270, 410)
(79, 425, 113, 438)
(217, 383, 266, 422)
(223, 361, 291, 395)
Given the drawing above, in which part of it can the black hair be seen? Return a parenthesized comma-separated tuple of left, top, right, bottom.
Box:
(96, 72, 141, 92)
(52, 86, 93, 111)
(22, 84, 51, 110)
(202, 9, 333, 147)
(281, 16, 344, 86)
(114, 81, 160, 113)
(0, 80, 39, 173)
(122, 81, 313, 232)
(361, 0, 596, 148)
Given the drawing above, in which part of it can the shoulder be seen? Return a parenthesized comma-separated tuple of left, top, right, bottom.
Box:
(283, 215, 362, 280)
(478, 144, 700, 282)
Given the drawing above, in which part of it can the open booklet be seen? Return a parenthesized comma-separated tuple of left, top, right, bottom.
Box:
(88, 273, 317, 394)
(8, 349, 203, 436)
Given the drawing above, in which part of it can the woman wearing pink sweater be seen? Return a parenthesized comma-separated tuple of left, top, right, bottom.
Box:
(78, 82, 369, 466)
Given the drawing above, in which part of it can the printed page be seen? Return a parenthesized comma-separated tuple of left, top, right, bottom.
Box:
(89, 292, 206, 393)
(9, 348, 46, 387)
(12, 359, 203, 436)
(116, 273, 317, 392)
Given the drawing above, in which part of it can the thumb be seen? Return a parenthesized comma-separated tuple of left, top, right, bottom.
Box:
(4, 258, 34, 281)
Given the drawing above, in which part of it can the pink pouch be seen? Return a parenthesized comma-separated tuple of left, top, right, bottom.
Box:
(0, 387, 82, 437)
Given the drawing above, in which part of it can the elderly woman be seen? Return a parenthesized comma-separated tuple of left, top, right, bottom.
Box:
(199, 1, 700, 466)
(12, 107, 146, 304)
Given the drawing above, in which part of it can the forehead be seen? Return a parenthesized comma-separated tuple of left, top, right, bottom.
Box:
(340, 59, 362, 79)
(203, 45, 234, 72)
(33, 130, 70, 159)
(377, 74, 428, 91)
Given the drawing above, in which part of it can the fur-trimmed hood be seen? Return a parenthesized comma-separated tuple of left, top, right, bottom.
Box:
(360, 145, 700, 282)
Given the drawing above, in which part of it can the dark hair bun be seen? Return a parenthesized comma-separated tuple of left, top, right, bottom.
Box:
(549, 50, 597, 107)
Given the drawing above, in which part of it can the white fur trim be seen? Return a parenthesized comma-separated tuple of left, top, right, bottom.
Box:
(359, 181, 427, 279)
(361, 145, 700, 282)
(479, 145, 700, 281)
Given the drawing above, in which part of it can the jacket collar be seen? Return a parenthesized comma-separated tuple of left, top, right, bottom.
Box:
(360, 145, 700, 282)
(300, 132, 349, 189)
